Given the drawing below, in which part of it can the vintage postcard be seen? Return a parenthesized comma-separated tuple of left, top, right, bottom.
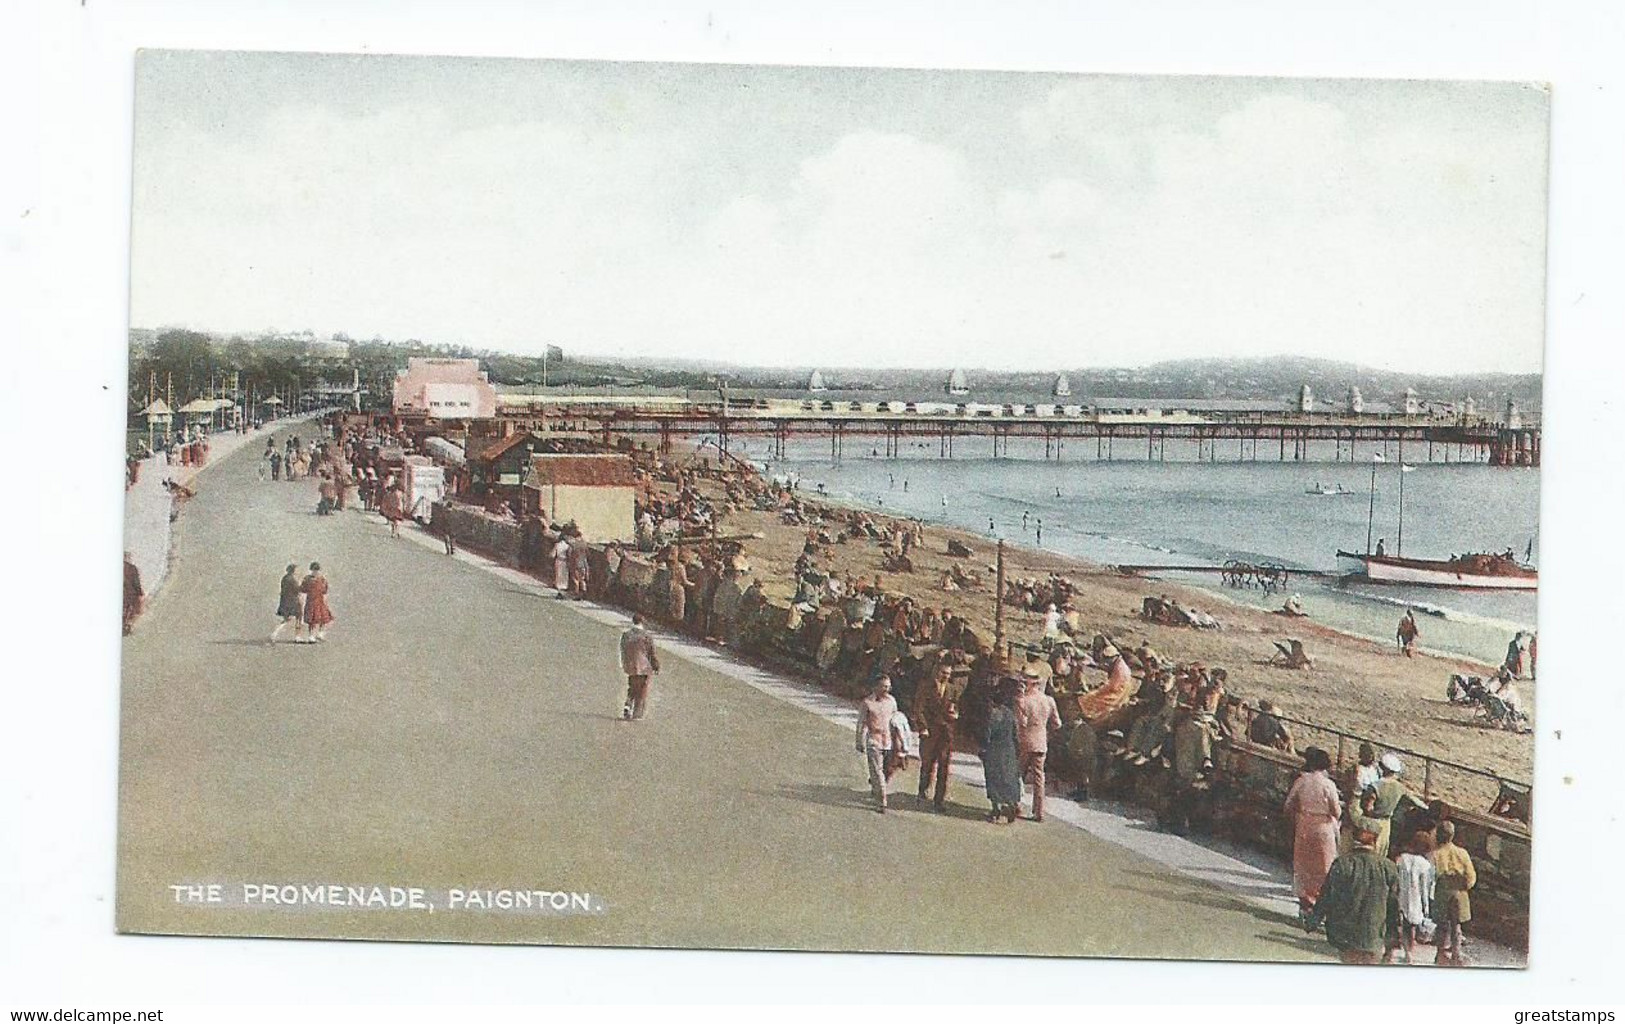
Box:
(120, 50, 1545, 965)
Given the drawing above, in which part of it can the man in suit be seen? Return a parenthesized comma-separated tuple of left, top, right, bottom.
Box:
(1015, 665, 1061, 822)
(619, 614, 661, 720)
(912, 664, 959, 813)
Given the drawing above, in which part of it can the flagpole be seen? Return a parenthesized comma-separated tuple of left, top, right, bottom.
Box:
(1365, 454, 1381, 556)
(1398, 464, 1405, 556)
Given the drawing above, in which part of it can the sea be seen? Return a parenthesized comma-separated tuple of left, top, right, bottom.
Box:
(711, 433, 1539, 665)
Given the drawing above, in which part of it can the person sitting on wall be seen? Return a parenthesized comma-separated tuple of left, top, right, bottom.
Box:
(1246, 699, 1296, 753)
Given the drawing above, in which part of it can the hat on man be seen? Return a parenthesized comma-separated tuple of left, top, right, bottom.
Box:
(1021, 663, 1043, 681)
(1379, 753, 1404, 774)
(1100, 644, 1120, 659)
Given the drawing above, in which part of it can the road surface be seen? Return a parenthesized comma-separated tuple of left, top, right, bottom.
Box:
(118, 425, 1331, 962)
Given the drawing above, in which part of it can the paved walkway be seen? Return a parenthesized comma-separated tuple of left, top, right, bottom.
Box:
(114, 423, 1475, 962)
(122, 415, 321, 602)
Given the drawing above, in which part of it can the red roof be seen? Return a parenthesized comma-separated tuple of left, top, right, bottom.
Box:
(468, 432, 535, 464)
(524, 454, 636, 488)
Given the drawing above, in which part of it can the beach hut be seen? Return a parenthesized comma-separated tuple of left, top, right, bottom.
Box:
(140, 398, 174, 431)
(522, 453, 636, 541)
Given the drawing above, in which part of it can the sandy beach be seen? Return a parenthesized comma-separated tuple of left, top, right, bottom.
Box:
(664, 457, 1533, 808)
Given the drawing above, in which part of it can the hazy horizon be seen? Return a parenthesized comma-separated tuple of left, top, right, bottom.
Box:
(132, 52, 1550, 375)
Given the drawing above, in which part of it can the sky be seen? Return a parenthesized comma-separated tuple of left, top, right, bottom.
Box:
(130, 51, 1550, 374)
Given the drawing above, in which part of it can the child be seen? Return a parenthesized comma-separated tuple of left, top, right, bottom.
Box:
(1431, 821, 1477, 965)
(1387, 831, 1437, 963)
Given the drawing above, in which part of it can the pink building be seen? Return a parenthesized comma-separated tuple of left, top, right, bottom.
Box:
(392, 358, 498, 420)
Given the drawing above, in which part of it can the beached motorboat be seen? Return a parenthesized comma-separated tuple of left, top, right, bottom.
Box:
(1335, 550, 1538, 590)
(1305, 483, 1355, 495)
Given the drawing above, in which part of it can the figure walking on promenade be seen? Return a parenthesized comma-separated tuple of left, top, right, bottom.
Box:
(552, 534, 572, 594)
(855, 676, 898, 813)
(1304, 827, 1399, 964)
(122, 551, 145, 636)
(271, 563, 304, 644)
(980, 680, 1023, 823)
(912, 664, 959, 812)
(1015, 665, 1061, 822)
(619, 614, 661, 721)
(379, 481, 406, 538)
(1283, 746, 1342, 923)
(299, 562, 334, 643)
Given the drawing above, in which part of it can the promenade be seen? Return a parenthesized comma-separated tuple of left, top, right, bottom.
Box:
(117, 424, 1336, 960)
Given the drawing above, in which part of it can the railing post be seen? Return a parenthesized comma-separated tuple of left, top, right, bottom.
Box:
(1423, 759, 1433, 802)
(1336, 734, 1346, 771)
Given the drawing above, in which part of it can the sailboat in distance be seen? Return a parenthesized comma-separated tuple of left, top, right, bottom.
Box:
(1336, 459, 1538, 590)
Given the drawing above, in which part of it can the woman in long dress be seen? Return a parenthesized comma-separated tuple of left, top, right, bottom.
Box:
(552, 536, 571, 592)
(980, 682, 1023, 823)
(1283, 746, 1342, 921)
(299, 562, 335, 643)
(379, 482, 406, 538)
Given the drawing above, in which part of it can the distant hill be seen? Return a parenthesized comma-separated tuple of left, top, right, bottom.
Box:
(623, 355, 1542, 411)
(128, 329, 1542, 411)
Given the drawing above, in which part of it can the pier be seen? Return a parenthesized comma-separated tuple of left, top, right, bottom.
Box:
(484, 395, 1542, 467)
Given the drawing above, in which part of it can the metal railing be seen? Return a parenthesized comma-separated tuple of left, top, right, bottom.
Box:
(1002, 638, 1528, 810)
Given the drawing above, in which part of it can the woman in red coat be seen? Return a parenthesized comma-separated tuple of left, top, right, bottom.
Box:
(299, 562, 335, 643)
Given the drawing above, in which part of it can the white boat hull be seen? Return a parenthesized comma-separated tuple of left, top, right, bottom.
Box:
(1337, 552, 1537, 590)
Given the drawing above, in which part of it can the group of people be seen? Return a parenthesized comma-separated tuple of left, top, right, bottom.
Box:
(854, 661, 1062, 823)
(271, 562, 335, 644)
(260, 434, 314, 482)
(1286, 744, 1478, 964)
(413, 433, 1503, 966)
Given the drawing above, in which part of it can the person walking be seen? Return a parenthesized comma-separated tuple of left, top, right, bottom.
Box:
(1015, 665, 1061, 822)
(1305, 827, 1400, 964)
(980, 679, 1023, 823)
(270, 563, 304, 644)
(1283, 746, 1343, 923)
(298, 562, 334, 643)
(855, 676, 899, 813)
(552, 534, 572, 594)
(122, 551, 145, 636)
(912, 664, 959, 812)
(1397, 609, 1420, 657)
(1431, 820, 1477, 965)
(379, 481, 406, 538)
(618, 614, 661, 720)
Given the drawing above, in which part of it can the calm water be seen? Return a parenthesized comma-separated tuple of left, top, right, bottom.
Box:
(719, 434, 1540, 664)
